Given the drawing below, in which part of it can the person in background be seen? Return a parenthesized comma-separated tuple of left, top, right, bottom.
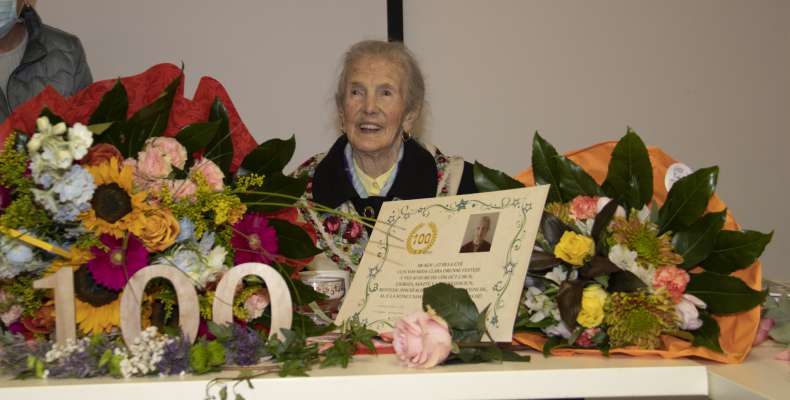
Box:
(294, 40, 478, 272)
(0, 1, 92, 121)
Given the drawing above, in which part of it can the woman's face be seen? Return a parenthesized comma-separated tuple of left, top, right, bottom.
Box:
(340, 56, 418, 157)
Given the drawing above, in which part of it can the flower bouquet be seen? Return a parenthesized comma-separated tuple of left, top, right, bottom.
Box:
(0, 64, 368, 382)
(475, 130, 772, 363)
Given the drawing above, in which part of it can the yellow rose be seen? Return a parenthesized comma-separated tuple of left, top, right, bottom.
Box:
(577, 284, 608, 328)
(553, 231, 595, 266)
(131, 207, 180, 252)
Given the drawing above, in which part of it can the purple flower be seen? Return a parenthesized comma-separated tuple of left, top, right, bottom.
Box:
(156, 336, 190, 375)
(225, 324, 264, 366)
(0, 185, 11, 214)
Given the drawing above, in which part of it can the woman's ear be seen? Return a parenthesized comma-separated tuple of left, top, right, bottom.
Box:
(402, 107, 420, 133)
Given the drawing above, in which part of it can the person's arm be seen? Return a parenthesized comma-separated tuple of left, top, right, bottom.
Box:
(71, 37, 92, 93)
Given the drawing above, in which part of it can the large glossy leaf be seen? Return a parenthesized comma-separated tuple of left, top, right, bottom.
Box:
(175, 121, 221, 153)
(607, 270, 647, 292)
(685, 271, 766, 315)
(472, 161, 524, 192)
(268, 219, 322, 259)
(657, 166, 719, 234)
(531, 132, 564, 203)
(423, 283, 481, 338)
(557, 280, 585, 330)
(89, 79, 128, 124)
(241, 136, 296, 176)
(239, 173, 308, 212)
(672, 210, 727, 269)
(557, 156, 605, 199)
(203, 98, 233, 174)
(601, 129, 653, 210)
(591, 198, 619, 245)
(120, 75, 180, 156)
(529, 250, 563, 272)
(700, 230, 773, 275)
(691, 312, 723, 353)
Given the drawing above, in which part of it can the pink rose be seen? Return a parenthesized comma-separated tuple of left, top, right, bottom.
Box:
(652, 266, 690, 303)
(753, 318, 775, 346)
(146, 137, 187, 170)
(323, 216, 341, 234)
(190, 158, 225, 192)
(392, 310, 452, 368)
(570, 196, 599, 220)
(137, 146, 171, 178)
(166, 179, 198, 200)
(243, 289, 270, 321)
(343, 220, 363, 243)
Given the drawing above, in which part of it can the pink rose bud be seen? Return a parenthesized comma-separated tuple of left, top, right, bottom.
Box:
(753, 318, 775, 346)
(393, 310, 453, 368)
(190, 158, 225, 192)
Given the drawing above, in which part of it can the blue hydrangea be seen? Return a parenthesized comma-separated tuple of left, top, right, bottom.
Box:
(51, 165, 95, 205)
(176, 218, 195, 242)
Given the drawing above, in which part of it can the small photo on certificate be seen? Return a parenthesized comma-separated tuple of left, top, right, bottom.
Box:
(459, 212, 499, 253)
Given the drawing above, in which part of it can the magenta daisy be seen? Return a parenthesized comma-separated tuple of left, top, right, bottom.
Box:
(86, 234, 149, 290)
(231, 212, 279, 265)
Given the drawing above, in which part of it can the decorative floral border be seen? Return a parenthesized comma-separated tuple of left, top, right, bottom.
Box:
(352, 195, 533, 330)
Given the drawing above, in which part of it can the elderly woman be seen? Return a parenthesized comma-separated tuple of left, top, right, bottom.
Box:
(296, 40, 477, 271)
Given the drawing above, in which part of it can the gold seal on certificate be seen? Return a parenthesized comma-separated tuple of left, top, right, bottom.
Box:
(336, 186, 549, 342)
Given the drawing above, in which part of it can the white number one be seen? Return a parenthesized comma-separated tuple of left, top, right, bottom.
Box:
(32, 268, 76, 345)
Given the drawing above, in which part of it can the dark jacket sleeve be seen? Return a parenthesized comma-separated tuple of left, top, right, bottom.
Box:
(458, 161, 478, 194)
(71, 37, 93, 93)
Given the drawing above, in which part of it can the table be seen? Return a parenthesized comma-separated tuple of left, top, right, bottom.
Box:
(1, 342, 787, 399)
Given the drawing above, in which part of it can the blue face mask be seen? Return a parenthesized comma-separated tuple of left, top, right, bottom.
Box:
(0, 1, 18, 39)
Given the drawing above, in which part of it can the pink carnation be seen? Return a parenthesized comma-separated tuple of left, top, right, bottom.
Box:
(392, 310, 452, 368)
(190, 158, 225, 192)
(165, 179, 198, 200)
(243, 289, 270, 320)
(652, 266, 690, 303)
(137, 146, 171, 179)
(147, 137, 187, 170)
(570, 196, 599, 220)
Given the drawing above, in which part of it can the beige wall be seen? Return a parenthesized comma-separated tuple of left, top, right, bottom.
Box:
(38, 1, 787, 279)
(405, 0, 789, 280)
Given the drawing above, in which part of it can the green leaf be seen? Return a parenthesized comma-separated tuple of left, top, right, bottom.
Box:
(500, 349, 531, 362)
(691, 312, 723, 353)
(241, 136, 296, 175)
(608, 270, 647, 292)
(557, 280, 585, 330)
(219, 385, 228, 400)
(423, 283, 481, 339)
(601, 129, 653, 210)
(269, 263, 326, 307)
(206, 321, 232, 342)
(556, 156, 605, 199)
(239, 173, 308, 212)
(700, 230, 773, 275)
(268, 219, 323, 259)
(672, 210, 727, 269)
(472, 161, 524, 193)
(542, 335, 568, 357)
(657, 166, 719, 234)
(175, 120, 221, 153)
(89, 79, 129, 124)
(120, 74, 181, 157)
(769, 322, 790, 344)
(591, 198, 619, 245)
(686, 271, 766, 314)
(203, 97, 233, 174)
(86, 122, 114, 135)
(531, 132, 564, 203)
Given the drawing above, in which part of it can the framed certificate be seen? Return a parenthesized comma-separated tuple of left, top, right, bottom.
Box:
(336, 186, 549, 341)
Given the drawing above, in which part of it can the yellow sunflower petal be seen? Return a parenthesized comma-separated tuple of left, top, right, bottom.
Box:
(75, 298, 121, 335)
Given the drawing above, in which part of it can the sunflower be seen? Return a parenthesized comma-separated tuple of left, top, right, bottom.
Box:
(80, 157, 148, 238)
(75, 297, 120, 335)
